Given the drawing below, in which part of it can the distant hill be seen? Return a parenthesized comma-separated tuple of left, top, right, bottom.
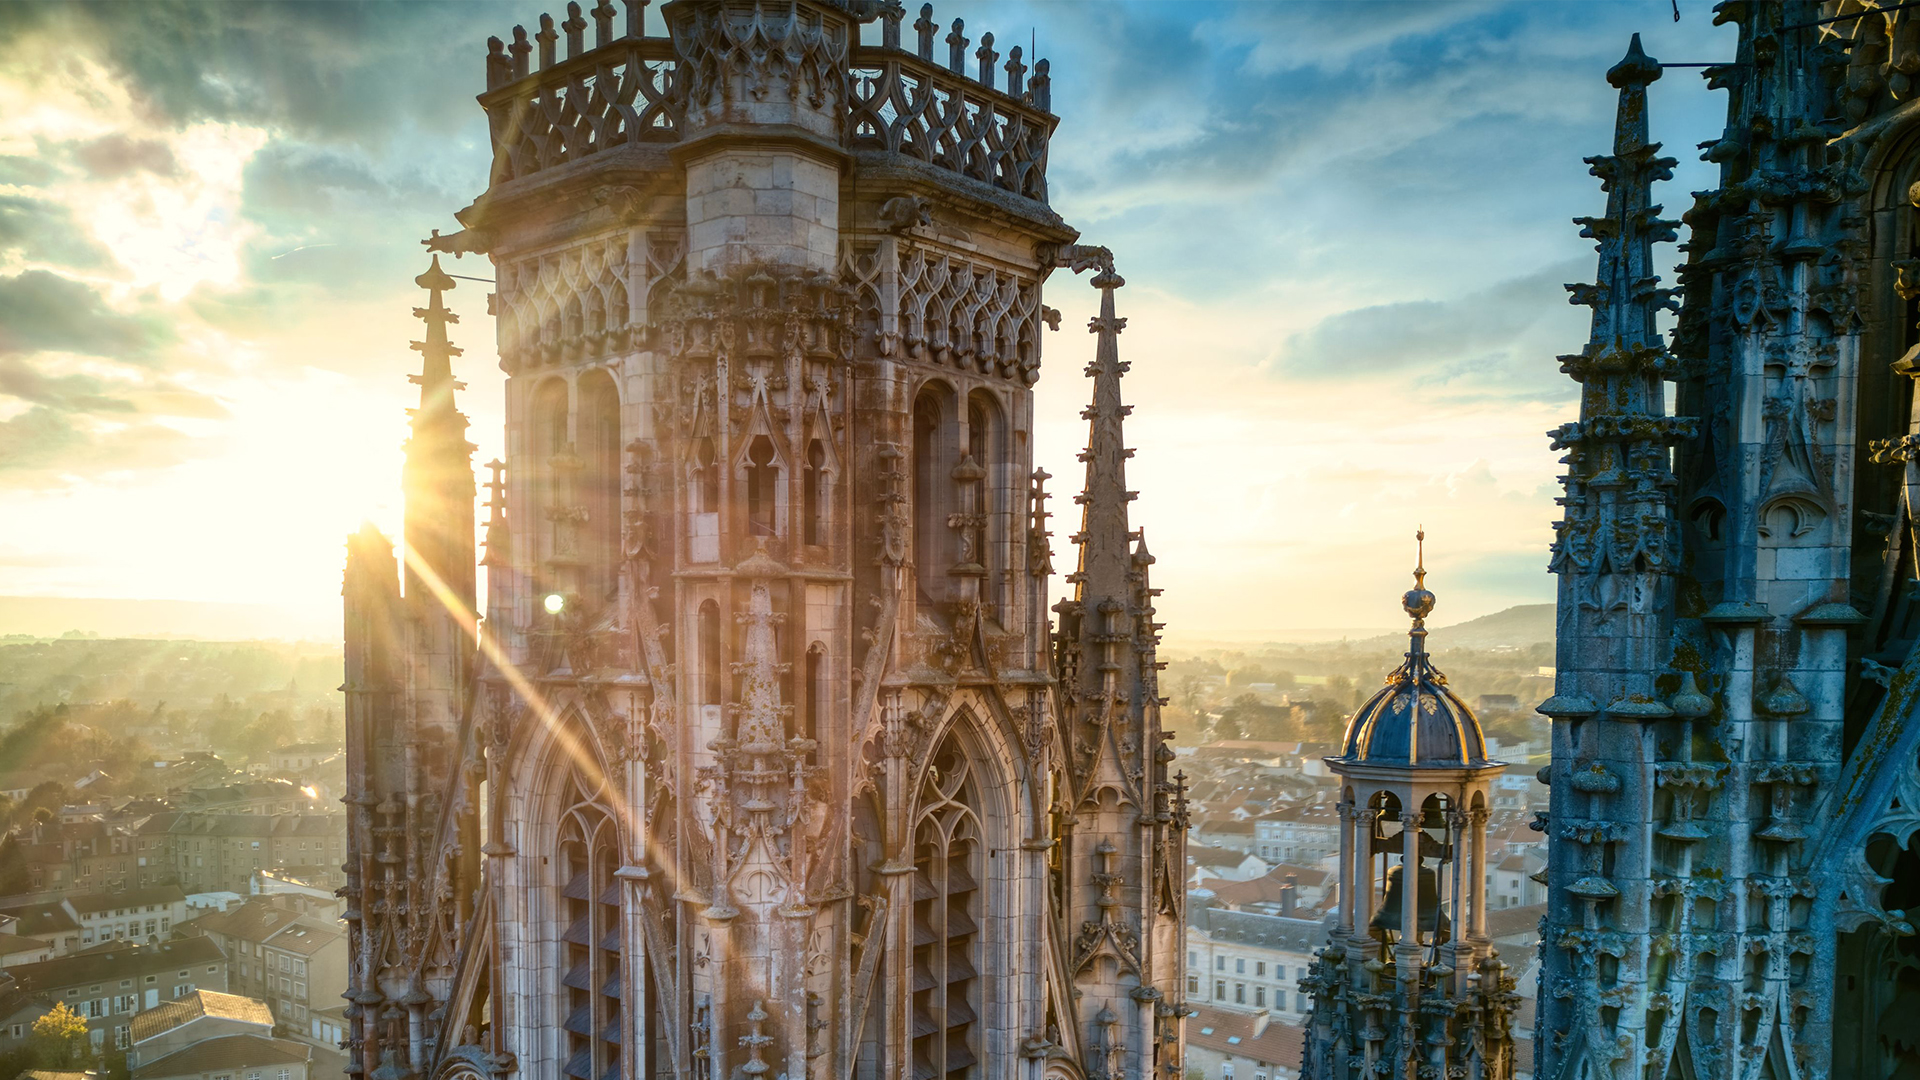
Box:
(1415, 603, 1554, 650)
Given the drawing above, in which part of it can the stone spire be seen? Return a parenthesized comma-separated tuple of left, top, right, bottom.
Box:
(1065, 264, 1137, 617)
(1054, 265, 1187, 1080)
(402, 254, 478, 623)
(1549, 33, 1691, 591)
(1538, 35, 1697, 1080)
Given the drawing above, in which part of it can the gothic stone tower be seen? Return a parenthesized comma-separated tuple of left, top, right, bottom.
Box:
(341, 3, 1188, 1080)
(1540, 11, 1920, 1080)
(1300, 541, 1521, 1080)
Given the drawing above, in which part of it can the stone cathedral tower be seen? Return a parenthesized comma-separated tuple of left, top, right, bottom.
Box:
(1537, 10, 1920, 1080)
(341, 4, 1188, 1080)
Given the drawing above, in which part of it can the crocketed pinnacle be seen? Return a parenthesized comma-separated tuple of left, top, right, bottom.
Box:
(403, 254, 477, 617)
(1550, 35, 1693, 579)
(411, 254, 466, 420)
(1569, 33, 1679, 376)
(1066, 267, 1136, 610)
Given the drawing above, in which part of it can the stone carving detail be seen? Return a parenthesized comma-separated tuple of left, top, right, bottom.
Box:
(483, 28, 680, 184)
(495, 236, 638, 369)
(670, 1, 849, 118)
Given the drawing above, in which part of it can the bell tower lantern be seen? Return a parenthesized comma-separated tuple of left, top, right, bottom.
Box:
(1300, 533, 1522, 1080)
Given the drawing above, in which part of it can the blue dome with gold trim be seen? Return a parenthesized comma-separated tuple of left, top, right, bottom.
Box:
(1333, 534, 1492, 769)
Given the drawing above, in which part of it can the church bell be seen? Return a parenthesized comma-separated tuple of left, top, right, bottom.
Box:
(1368, 861, 1449, 941)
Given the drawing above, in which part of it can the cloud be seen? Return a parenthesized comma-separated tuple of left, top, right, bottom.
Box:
(1270, 260, 1588, 401)
(10, 1, 486, 146)
(0, 356, 136, 413)
(0, 271, 171, 360)
(0, 405, 199, 485)
(0, 195, 115, 269)
(70, 133, 181, 178)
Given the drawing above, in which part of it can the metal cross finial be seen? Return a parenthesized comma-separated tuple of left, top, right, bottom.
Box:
(1415, 526, 1426, 589)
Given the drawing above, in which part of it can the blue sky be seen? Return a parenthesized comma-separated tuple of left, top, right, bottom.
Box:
(0, 0, 1738, 640)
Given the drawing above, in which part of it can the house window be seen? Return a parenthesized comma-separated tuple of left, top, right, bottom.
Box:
(1188, 976, 1199, 994)
(1235, 958, 1245, 974)
(1254, 986, 1265, 1007)
(1235, 983, 1245, 1004)
(1214, 955, 1224, 971)
(1254, 961, 1265, 977)
(1189, 950, 1198, 968)
(1215, 980, 1225, 999)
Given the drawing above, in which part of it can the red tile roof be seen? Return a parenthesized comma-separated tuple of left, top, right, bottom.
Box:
(1185, 1005, 1305, 1068)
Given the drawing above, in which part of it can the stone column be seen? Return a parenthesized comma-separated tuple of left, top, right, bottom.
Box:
(1354, 807, 1378, 936)
(1469, 807, 1489, 941)
(1336, 798, 1354, 936)
(1399, 802, 1421, 950)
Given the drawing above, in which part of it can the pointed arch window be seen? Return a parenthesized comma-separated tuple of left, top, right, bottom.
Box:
(965, 393, 1004, 622)
(745, 436, 779, 538)
(912, 731, 983, 1079)
(577, 371, 621, 601)
(557, 773, 622, 1080)
(695, 437, 719, 514)
(803, 439, 828, 547)
(699, 601, 722, 707)
(802, 644, 826, 760)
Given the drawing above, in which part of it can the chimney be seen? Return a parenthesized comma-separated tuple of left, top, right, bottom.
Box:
(1280, 873, 1298, 917)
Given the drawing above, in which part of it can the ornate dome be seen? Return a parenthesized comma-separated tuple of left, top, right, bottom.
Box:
(1334, 534, 1494, 769)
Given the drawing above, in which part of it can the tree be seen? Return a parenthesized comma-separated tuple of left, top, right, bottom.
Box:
(30, 1002, 89, 1068)
(1218, 693, 1294, 741)
(0, 833, 29, 895)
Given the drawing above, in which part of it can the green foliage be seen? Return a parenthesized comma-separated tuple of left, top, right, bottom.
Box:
(0, 832, 28, 894)
(30, 1001, 89, 1068)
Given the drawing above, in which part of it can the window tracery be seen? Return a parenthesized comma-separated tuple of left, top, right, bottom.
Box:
(912, 730, 984, 1079)
(557, 773, 623, 1080)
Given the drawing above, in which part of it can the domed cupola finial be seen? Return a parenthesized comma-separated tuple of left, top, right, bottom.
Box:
(1402, 527, 1435, 656)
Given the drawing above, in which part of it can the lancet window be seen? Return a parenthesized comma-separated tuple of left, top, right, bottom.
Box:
(533, 380, 571, 573)
(577, 370, 621, 601)
(803, 643, 826, 755)
(698, 601, 722, 707)
(965, 392, 1004, 621)
(803, 439, 828, 547)
(911, 730, 984, 1079)
(912, 384, 956, 607)
(745, 436, 779, 538)
(557, 772, 623, 1080)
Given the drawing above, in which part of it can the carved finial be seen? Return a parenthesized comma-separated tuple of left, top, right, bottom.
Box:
(1607, 32, 1662, 90)
(1030, 57, 1051, 112)
(1005, 44, 1026, 97)
(535, 13, 558, 69)
(563, 2, 586, 57)
(591, 0, 616, 47)
(623, 0, 646, 38)
(739, 1001, 774, 1076)
(509, 26, 532, 79)
(976, 31, 998, 89)
(1402, 528, 1436, 651)
(946, 18, 968, 73)
(880, 0, 903, 49)
(485, 36, 510, 90)
(915, 4, 936, 59)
